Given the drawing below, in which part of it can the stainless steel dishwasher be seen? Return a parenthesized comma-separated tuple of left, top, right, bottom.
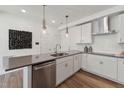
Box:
(32, 60, 56, 88)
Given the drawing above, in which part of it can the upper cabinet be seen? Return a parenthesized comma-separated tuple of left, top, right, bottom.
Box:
(81, 22, 92, 44)
(69, 26, 82, 50)
(118, 13, 124, 43)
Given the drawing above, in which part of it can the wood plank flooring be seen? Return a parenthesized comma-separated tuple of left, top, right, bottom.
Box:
(58, 70, 124, 88)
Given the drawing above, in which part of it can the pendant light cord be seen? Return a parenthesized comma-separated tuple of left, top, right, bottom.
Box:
(43, 5, 46, 29)
(66, 15, 69, 34)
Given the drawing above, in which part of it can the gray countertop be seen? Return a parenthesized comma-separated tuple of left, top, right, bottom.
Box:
(3, 50, 82, 71)
(86, 52, 124, 58)
(3, 50, 124, 71)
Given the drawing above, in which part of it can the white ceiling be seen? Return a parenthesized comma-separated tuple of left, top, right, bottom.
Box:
(0, 5, 116, 27)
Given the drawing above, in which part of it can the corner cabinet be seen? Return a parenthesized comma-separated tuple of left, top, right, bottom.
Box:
(86, 54, 117, 80)
(81, 23, 92, 44)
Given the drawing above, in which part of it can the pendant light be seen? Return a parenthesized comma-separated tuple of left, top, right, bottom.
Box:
(42, 5, 47, 34)
(65, 15, 69, 37)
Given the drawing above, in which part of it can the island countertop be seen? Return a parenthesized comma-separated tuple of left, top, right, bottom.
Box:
(3, 50, 82, 71)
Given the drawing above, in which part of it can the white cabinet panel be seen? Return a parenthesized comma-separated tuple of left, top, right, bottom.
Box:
(101, 56, 117, 80)
(56, 62, 64, 85)
(69, 26, 81, 50)
(87, 54, 117, 80)
(81, 23, 92, 43)
(82, 54, 88, 70)
(87, 54, 102, 74)
(56, 56, 73, 85)
(118, 58, 124, 83)
(73, 54, 82, 73)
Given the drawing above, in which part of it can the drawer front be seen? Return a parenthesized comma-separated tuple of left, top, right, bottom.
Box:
(56, 56, 73, 64)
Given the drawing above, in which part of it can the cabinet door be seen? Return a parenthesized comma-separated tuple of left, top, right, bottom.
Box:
(118, 58, 124, 83)
(82, 54, 88, 70)
(63, 57, 73, 79)
(56, 56, 73, 85)
(56, 63, 64, 85)
(0, 69, 23, 88)
(118, 14, 124, 43)
(69, 26, 82, 50)
(73, 54, 82, 73)
(101, 56, 117, 80)
(87, 54, 102, 74)
(82, 23, 92, 43)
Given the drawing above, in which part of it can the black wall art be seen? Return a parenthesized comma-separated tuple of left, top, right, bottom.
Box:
(9, 29, 32, 50)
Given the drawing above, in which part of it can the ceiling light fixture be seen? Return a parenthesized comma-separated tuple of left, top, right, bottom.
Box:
(65, 15, 69, 38)
(21, 9, 26, 13)
(52, 20, 55, 23)
(42, 5, 47, 34)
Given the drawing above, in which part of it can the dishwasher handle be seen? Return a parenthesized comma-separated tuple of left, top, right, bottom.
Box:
(33, 62, 55, 71)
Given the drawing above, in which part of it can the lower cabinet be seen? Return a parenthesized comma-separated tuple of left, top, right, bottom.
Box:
(0, 69, 23, 88)
(101, 56, 117, 80)
(56, 54, 82, 85)
(56, 56, 73, 85)
(86, 54, 117, 80)
(87, 54, 102, 74)
(82, 54, 88, 70)
(73, 54, 82, 73)
(118, 58, 124, 83)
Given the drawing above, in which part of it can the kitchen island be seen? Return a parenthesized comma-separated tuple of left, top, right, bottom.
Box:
(1, 50, 82, 88)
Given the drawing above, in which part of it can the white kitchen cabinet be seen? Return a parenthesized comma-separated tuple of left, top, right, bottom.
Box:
(87, 54, 102, 74)
(56, 62, 64, 85)
(118, 14, 124, 43)
(87, 54, 117, 80)
(73, 54, 82, 73)
(69, 26, 82, 50)
(118, 58, 124, 83)
(82, 54, 88, 70)
(100, 56, 117, 80)
(81, 23, 92, 43)
(56, 56, 73, 85)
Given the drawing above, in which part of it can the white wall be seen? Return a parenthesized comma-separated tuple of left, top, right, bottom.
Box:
(0, 12, 60, 57)
(0, 12, 60, 74)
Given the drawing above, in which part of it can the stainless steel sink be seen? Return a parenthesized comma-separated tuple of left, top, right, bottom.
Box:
(51, 53, 68, 57)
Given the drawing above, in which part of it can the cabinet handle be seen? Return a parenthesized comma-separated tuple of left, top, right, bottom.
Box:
(100, 61, 103, 64)
(65, 63, 68, 67)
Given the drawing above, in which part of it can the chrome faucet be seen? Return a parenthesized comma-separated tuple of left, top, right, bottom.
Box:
(55, 44, 61, 54)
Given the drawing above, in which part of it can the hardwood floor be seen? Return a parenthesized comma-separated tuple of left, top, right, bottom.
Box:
(57, 70, 124, 88)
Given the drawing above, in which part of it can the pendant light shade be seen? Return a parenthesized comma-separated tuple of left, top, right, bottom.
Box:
(42, 5, 47, 34)
(65, 15, 69, 37)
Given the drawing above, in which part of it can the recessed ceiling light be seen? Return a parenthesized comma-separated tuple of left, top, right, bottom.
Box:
(52, 20, 55, 23)
(21, 9, 26, 13)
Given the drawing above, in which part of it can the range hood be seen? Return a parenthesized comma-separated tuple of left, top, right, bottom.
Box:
(103, 16, 109, 33)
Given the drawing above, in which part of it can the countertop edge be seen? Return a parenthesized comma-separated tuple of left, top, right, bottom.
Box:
(5, 51, 82, 71)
